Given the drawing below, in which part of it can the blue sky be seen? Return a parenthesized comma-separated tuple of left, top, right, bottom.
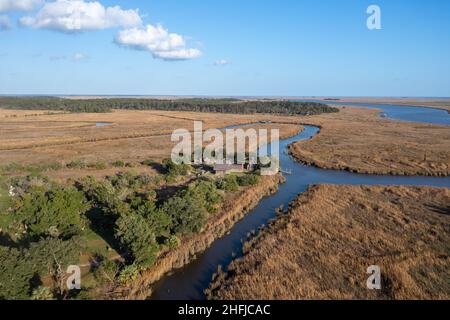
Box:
(0, 0, 449, 96)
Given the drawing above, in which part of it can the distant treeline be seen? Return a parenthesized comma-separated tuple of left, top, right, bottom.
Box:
(0, 97, 339, 115)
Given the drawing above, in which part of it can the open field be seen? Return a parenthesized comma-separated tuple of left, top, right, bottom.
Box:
(207, 184, 450, 300)
(2, 106, 449, 179)
(0, 108, 302, 179)
(289, 106, 450, 176)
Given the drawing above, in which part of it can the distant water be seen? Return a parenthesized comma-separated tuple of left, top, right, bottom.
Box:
(95, 122, 113, 127)
(294, 99, 450, 126)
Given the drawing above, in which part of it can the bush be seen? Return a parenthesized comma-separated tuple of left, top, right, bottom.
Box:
(67, 160, 87, 169)
(237, 174, 260, 186)
(142, 159, 154, 166)
(92, 162, 108, 170)
(93, 255, 120, 285)
(164, 235, 181, 249)
(112, 160, 125, 168)
(217, 175, 239, 192)
(31, 287, 55, 300)
(162, 159, 191, 177)
(118, 264, 140, 284)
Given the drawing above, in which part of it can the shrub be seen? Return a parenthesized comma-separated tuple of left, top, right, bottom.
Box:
(67, 160, 87, 169)
(92, 256, 120, 285)
(162, 159, 191, 177)
(217, 175, 239, 192)
(164, 235, 181, 249)
(91, 162, 107, 170)
(237, 174, 260, 186)
(112, 160, 125, 168)
(31, 287, 55, 300)
(118, 264, 140, 284)
(142, 159, 154, 166)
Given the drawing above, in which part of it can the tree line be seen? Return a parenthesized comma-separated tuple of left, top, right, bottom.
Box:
(0, 97, 339, 115)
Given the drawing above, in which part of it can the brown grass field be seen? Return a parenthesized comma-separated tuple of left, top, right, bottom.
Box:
(290, 106, 450, 176)
(0, 109, 301, 180)
(1, 106, 449, 179)
(207, 185, 450, 300)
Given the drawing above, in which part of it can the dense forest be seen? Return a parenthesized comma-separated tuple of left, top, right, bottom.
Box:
(0, 97, 339, 115)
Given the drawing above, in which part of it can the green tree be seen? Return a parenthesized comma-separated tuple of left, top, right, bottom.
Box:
(237, 174, 260, 186)
(135, 201, 171, 237)
(0, 246, 34, 300)
(115, 213, 159, 268)
(162, 195, 207, 235)
(15, 187, 90, 238)
(181, 180, 223, 213)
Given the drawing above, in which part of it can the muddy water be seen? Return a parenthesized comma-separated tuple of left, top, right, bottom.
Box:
(150, 104, 450, 300)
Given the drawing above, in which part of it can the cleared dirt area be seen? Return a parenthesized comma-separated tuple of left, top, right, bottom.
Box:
(0, 109, 301, 177)
(289, 107, 450, 176)
(207, 185, 450, 300)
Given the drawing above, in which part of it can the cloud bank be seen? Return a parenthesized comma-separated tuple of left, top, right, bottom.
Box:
(6, 0, 202, 61)
(0, 0, 43, 13)
(20, 0, 142, 32)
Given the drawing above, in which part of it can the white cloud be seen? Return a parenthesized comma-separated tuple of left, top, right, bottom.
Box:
(214, 59, 230, 66)
(72, 52, 88, 61)
(0, 0, 43, 13)
(0, 14, 11, 30)
(20, 0, 142, 32)
(115, 24, 202, 61)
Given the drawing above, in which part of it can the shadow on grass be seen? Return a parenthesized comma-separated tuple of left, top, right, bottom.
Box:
(85, 208, 124, 259)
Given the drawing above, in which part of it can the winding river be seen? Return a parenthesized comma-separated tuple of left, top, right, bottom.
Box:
(150, 103, 450, 300)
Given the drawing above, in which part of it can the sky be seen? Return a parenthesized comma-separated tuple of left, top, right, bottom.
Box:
(0, 0, 449, 97)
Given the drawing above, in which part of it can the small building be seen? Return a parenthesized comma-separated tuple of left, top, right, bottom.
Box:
(214, 164, 244, 176)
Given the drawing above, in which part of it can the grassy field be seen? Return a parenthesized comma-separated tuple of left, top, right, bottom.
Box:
(0, 108, 301, 180)
(207, 185, 450, 300)
(289, 106, 450, 176)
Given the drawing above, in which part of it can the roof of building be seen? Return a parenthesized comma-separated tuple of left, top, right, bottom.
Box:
(213, 164, 244, 171)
